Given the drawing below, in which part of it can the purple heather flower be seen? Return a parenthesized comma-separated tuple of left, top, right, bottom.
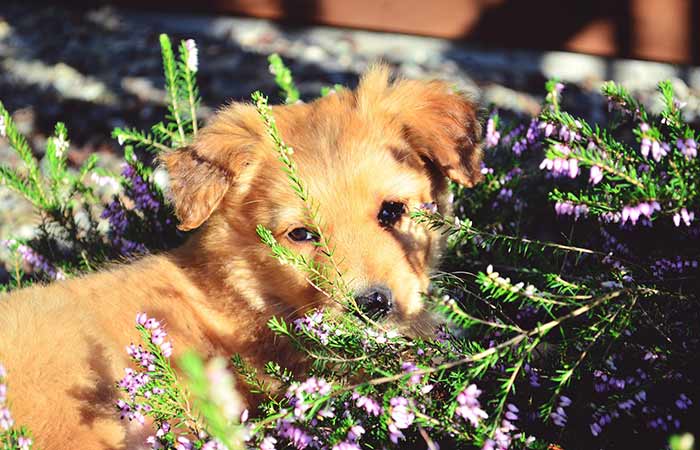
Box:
(278, 421, 313, 449)
(294, 310, 331, 345)
(332, 442, 361, 450)
(559, 395, 572, 407)
(568, 158, 579, 178)
(2, 240, 66, 280)
(455, 384, 488, 427)
(353, 393, 382, 416)
(17, 436, 33, 450)
(387, 397, 415, 444)
(260, 436, 278, 450)
(589, 165, 603, 185)
(673, 208, 695, 227)
(0, 406, 13, 431)
(554, 201, 589, 220)
(551, 397, 571, 427)
(675, 393, 692, 410)
(677, 138, 697, 159)
(347, 424, 365, 441)
(401, 361, 423, 385)
(176, 436, 193, 450)
(485, 114, 501, 148)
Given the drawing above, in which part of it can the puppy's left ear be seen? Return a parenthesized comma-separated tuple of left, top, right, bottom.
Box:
(159, 103, 260, 231)
(400, 82, 483, 187)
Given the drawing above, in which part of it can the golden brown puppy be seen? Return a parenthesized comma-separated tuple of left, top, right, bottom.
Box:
(0, 65, 482, 450)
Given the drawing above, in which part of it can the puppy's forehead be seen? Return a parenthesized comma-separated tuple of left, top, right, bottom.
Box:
(273, 95, 428, 200)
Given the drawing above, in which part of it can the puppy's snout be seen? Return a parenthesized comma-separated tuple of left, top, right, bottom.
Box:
(355, 284, 394, 318)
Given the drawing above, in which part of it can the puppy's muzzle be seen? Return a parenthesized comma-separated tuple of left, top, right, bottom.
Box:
(355, 284, 394, 318)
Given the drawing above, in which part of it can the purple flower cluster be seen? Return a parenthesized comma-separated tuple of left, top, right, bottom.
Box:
(101, 162, 169, 256)
(286, 377, 332, 418)
(2, 240, 65, 280)
(331, 425, 364, 450)
(278, 422, 314, 449)
(485, 114, 501, 149)
(122, 165, 161, 212)
(549, 395, 572, 427)
(455, 384, 488, 427)
(352, 392, 382, 416)
(539, 144, 581, 179)
(482, 404, 519, 450)
(117, 314, 173, 428)
(554, 201, 589, 219)
(621, 201, 660, 226)
(589, 165, 603, 185)
(650, 256, 699, 278)
(293, 310, 331, 345)
(672, 208, 695, 227)
(676, 138, 697, 159)
(136, 312, 174, 357)
(101, 199, 147, 255)
(387, 397, 415, 444)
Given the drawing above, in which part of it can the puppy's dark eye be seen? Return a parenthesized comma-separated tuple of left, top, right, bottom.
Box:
(378, 201, 406, 227)
(288, 227, 318, 242)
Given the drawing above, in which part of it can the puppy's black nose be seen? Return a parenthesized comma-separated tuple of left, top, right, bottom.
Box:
(355, 285, 394, 318)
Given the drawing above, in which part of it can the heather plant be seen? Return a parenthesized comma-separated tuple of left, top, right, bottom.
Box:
(0, 35, 698, 450)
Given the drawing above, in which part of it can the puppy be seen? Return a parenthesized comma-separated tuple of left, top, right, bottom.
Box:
(0, 65, 482, 450)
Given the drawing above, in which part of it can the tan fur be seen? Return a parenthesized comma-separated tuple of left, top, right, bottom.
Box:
(0, 66, 482, 449)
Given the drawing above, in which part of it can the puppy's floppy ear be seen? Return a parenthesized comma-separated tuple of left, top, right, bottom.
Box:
(359, 66, 483, 187)
(160, 147, 231, 231)
(160, 103, 260, 231)
(400, 82, 483, 187)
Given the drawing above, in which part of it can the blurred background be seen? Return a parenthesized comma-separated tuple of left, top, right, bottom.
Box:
(1, 0, 699, 261)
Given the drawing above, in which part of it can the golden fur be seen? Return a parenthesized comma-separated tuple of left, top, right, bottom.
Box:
(0, 65, 482, 449)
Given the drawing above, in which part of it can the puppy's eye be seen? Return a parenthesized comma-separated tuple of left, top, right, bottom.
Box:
(378, 201, 406, 227)
(287, 227, 318, 242)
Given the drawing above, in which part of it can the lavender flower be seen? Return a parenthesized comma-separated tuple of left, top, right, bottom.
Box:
(387, 397, 414, 444)
(0, 407, 14, 431)
(455, 384, 488, 427)
(554, 201, 589, 220)
(17, 436, 33, 450)
(589, 165, 603, 185)
(483, 404, 518, 450)
(294, 310, 331, 345)
(550, 396, 572, 427)
(353, 393, 382, 416)
(287, 377, 333, 419)
(259, 436, 278, 450)
(620, 201, 660, 225)
(677, 138, 697, 159)
(278, 421, 313, 449)
(673, 208, 695, 227)
(485, 114, 501, 148)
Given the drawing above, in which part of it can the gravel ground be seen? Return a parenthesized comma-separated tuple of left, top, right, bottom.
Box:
(1, 1, 700, 268)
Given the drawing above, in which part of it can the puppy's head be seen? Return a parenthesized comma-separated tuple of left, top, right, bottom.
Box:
(163, 66, 482, 332)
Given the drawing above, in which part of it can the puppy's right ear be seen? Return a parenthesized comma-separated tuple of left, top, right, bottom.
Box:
(160, 147, 231, 231)
(160, 103, 261, 231)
